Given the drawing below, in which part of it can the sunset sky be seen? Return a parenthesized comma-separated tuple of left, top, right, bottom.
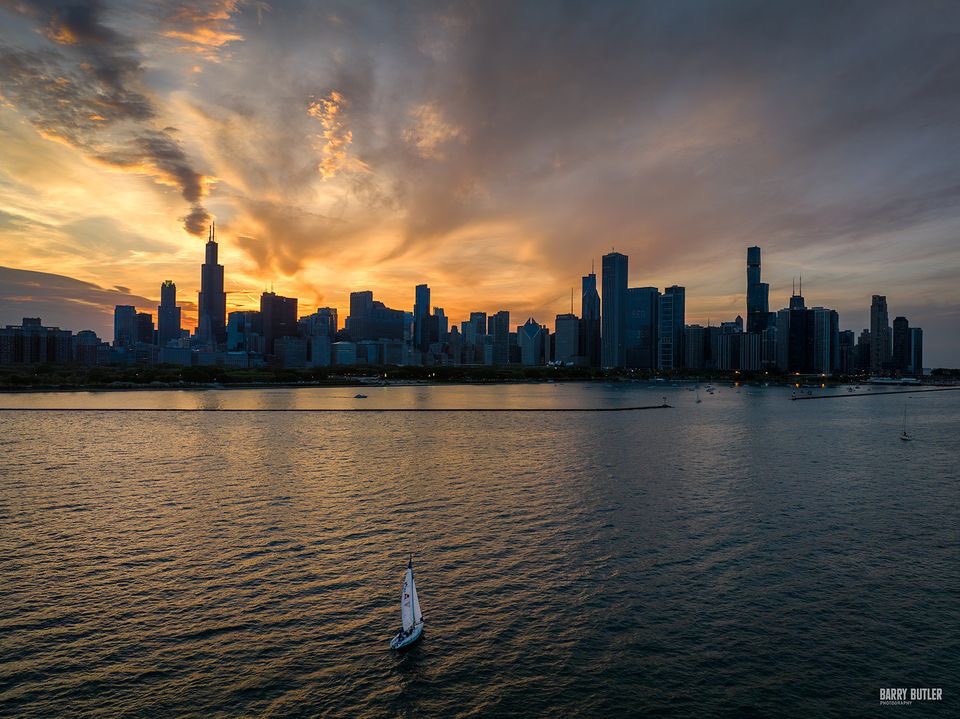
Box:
(1, 0, 959, 365)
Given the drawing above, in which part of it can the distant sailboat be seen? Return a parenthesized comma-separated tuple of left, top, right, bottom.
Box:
(695, 389, 702, 404)
(900, 405, 912, 442)
(390, 556, 424, 650)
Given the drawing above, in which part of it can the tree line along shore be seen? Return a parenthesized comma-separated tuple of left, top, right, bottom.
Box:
(1, 364, 958, 391)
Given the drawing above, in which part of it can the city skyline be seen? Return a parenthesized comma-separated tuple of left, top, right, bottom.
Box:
(0, 237, 929, 378)
(1, 1, 959, 365)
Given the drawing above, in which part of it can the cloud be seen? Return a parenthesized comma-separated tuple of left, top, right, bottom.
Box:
(0, 0, 212, 235)
(0, 264, 158, 338)
(403, 102, 465, 160)
(307, 90, 366, 179)
(1, 0, 960, 364)
(159, 0, 253, 60)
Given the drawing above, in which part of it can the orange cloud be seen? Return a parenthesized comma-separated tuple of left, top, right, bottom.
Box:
(307, 90, 366, 179)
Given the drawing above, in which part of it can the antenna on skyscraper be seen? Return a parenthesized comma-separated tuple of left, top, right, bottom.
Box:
(792, 277, 795, 296)
(570, 287, 574, 314)
(799, 275, 802, 296)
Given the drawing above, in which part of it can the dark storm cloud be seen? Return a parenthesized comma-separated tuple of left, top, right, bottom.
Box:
(0, 0, 212, 234)
(0, 265, 156, 337)
(190, 0, 960, 279)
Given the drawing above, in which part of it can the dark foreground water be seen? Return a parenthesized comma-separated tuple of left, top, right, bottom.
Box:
(1, 384, 957, 717)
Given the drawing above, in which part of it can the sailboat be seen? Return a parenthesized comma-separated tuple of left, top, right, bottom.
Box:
(390, 556, 424, 650)
(900, 405, 912, 442)
(695, 389, 702, 404)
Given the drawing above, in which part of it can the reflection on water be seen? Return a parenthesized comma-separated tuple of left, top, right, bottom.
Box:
(0, 384, 957, 717)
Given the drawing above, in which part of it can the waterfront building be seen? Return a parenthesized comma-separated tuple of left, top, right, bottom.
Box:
(332, 341, 357, 365)
(298, 308, 338, 342)
(519, 318, 550, 366)
(489, 310, 511, 365)
(580, 270, 601, 368)
(909, 327, 923, 377)
(658, 285, 685, 370)
(892, 316, 910, 372)
(261, 292, 298, 356)
(274, 336, 308, 368)
(197, 223, 227, 346)
(554, 313, 580, 365)
(0, 318, 73, 364)
(810, 307, 839, 374)
(157, 280, 182, 347)
(307, 336, 332, 367)
(870, 295, 891, 372)
(856, 329, 871, 371)
(346, 291, 405, 341)
(684, 325, 706, 369)
(227, 311, 263, 352)
(434, 307, 448, 342)
(136, 312, 154, 344)
(601, 251, 628, 367)
(746, 246, 770, 333)
(740, 332, 762, 371)
(839, 330, 856, 374)
(626, 287, 659, 369)
(113, 305, 137, 348)
(73, 329, 109, 366)
(413, 284, 431, 352)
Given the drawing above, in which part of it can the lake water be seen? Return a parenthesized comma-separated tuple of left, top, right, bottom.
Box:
(1, 383, 957, 717)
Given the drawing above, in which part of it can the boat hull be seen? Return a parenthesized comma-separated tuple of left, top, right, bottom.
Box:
(390, 622, 423, 650)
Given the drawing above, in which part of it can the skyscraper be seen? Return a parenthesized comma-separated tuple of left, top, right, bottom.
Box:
(136, 312, 154, 344)
(490, 310, 511, 365)
(580, 270, 601, 367)
(626, 287, 659, 368)
(198, 223, 226, 346)
(809, 307, 839, 374)
(909, 327, 923, 377)
(413, 284, 431, 352)
(346, 291, 404, 341)
(869, 295, 891, 372)
(892, 316, 910, 372)
(157, 280, 181, 347)
(554, 313, 580, 364)
(746, 246, 770, 333)
(658, 286, 685, 370)
(601, 251, 628, 367)
(261, 292, 298, 356)
(519, 318, 549, 366)
(113, 305, 137, 348)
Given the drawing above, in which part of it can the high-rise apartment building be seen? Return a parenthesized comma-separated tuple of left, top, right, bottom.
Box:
(601, 252, 628, 367)
(869, 295, 891, 372)
(658, 286, 685, 370)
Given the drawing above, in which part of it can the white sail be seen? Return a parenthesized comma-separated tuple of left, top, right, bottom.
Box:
(400, 568, 415, 631)
(410, 571, 422, 625)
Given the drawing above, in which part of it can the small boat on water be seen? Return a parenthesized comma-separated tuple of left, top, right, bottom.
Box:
(900, 405, 912, 441)
(354, 393, 368, 399)
(390, 556, 424, 651)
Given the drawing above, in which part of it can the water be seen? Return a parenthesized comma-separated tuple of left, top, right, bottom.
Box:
(1, 384, 957, 717)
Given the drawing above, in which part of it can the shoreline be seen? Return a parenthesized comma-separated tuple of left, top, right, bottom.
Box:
(0, 377, 953, 395)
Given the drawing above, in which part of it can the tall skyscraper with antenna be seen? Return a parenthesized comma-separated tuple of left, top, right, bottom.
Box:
(197, 223, 226, 346)
(746, 246, 769, 333)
